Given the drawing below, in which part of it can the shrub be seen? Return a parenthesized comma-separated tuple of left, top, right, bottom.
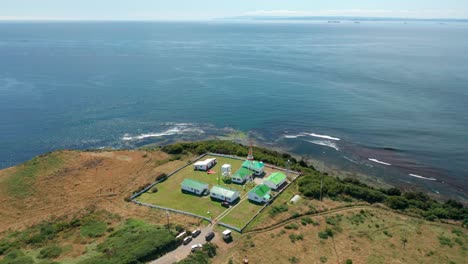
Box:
(81, 219, 177, 264)
(289, 256, 299, 263)
(383, 231, 392, 237)
(269, 205, 288, 217)
(202, 243, 217, 258)
(38, 245, 62, 259)
(155, 173, 167, 182)
(318, 231, 329, 239)
(438, 236, 454, 247)
(301, 217, 314, 226)
(80, 220, 107, 238)
(285, 223, 299, 230)
(345, 259, 353, 264)
(320, 256, 328, 263)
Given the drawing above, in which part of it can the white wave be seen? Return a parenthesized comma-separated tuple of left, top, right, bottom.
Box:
(305, 133, 341, 141)
(284, 134, 303, 139)
(368, 158, 391, 166)
(122, 126, 204, 141)
(408, 174, 437, 181)
(343, 156, 358, 164)
(305, 140, 340, 151)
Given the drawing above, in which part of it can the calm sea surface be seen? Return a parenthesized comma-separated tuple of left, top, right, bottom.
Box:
(0, 21, 467, 200)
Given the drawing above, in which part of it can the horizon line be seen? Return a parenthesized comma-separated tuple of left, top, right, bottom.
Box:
(0, 15, 468, 22)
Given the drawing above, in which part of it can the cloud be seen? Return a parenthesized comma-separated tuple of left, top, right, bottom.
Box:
(243, 9, 468, 19)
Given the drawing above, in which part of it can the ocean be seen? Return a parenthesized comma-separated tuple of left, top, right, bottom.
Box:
(0, 21, 467, 200)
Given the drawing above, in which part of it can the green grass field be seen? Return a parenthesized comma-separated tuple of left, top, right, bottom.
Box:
(138, 155, 251, 218)
(218, 199, 264, 228)
(137, 155, 288, 228)
(6, 152, 64, 198)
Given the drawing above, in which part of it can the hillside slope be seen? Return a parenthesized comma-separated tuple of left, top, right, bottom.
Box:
(0, 149, 184, 232)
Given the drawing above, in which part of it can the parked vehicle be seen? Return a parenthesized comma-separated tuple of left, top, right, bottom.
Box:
(183, 236, 192, 245)
(191, 244, 203, 252)
(222, 229, 232, 242)
(205, 231, 215, 241)
(175, 231, 186, 240)
(192, 229, 201, 238)
(221, 201, 230, 208)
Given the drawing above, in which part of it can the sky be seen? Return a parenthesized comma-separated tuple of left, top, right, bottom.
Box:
(1, 0, 468, 20)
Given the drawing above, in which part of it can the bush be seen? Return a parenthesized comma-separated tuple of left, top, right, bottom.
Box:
(301, 217, 314, 226)
(345, 259, 353, 264)
(318, 231, 329, 239)
(38, 245, 62, 259)
(80, 219, 177, 264)
(155, 173, 167, 182)
(386, 196, 409, 210)
(289, 256, 299, 263)
(320, 256, 328, 263)
(289, 234, 304, 243)
(438, 236, 454, 247)
(80, 220, 107, 238)
(285, 223, 299, 230)
(269, 205, 288, 217)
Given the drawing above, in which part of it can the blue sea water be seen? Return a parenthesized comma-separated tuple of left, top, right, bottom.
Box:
(0, 21, 467, 200)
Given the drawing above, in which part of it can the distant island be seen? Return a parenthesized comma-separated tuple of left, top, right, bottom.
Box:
(218, 15, 468, 23)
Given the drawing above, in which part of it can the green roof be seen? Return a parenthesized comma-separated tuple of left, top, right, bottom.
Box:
(211, 185, 238, 197)
(181, 178, 208, 190)
(232, 167, 253, 179)
(265, 172, 286, 185)
(242, 160, 265, 171)
(250, 184, 271, 199)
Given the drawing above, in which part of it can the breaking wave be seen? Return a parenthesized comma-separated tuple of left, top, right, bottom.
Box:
(306, 133, 341, 141)
(122, 125, 204, 141)
(368, 158, 392, 166)
(284, 132, 340, 141)
(284, 134, 302, 139)
(408, 174, 437, 181)
(305, 140, 340, 151)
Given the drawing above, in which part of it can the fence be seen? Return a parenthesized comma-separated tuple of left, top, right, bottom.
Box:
(130, 153, 208, 200)
(207, 152, 301, 175)
(129, 152, 303, 233)
(217, 221, 242, 233)
(239, 171, 302, 232)
(133, 201, 212, 223)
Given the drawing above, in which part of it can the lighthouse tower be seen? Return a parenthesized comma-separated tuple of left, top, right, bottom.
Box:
(247, 141, 254, 161)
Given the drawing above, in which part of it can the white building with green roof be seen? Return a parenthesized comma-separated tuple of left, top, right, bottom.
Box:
(248, 184, 271, 203)
(263, 172, 287, 190)
(210, 185, 240, 203)
(242, 160, 264, 175)
(231, 167, 253, 184)
(181, 178, 209, 196)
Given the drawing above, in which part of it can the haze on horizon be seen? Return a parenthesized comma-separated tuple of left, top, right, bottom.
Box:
(1, 0, 468, 21)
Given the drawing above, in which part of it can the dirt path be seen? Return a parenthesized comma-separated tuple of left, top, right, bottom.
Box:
(244, 204, 460, 235)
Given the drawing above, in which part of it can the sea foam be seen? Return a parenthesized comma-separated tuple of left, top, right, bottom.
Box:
(408, 174, 437, 181)
(368, 158, 391, 166)
(122, 125, 204, 141)
(305, 140, 340, 151)
(305, 133, 341, 141)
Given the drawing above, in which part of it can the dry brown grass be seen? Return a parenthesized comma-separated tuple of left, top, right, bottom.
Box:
(213, 208, 467, 264)
(0, 149, 196, 232)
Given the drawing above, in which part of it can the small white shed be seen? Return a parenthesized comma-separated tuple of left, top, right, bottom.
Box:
(221, 164, 231, 176)
(193, 158, 217, 171)
(289, 195, 301, 204)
